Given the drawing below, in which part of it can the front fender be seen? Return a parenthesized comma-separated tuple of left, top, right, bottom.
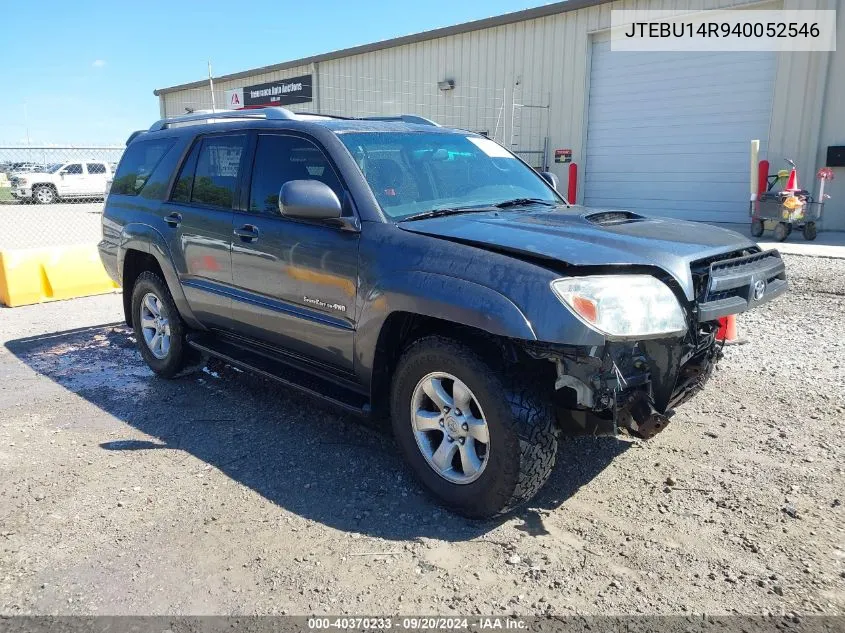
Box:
(354, 271, 536, 388)
(117, 222, 201, 329)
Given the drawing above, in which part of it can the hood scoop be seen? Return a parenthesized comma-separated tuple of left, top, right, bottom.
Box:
(585, 210, 646, 226)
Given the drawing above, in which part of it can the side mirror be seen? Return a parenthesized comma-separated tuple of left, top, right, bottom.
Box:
(539, 171, 559, 191)
(279, 179, 343, 221)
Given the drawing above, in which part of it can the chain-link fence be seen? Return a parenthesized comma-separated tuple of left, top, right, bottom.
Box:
(0, 146, 123, 249)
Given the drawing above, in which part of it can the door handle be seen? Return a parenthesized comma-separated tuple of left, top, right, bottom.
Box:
(164, 212, 182, 227)
(234, 224, 260, 242)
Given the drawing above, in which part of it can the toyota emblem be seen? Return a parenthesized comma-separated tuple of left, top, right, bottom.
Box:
(753, 280, 766, 301)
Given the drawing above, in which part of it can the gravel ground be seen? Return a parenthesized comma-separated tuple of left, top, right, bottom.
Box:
(0, 202, 103, 250)
(0, 254, 842, 617)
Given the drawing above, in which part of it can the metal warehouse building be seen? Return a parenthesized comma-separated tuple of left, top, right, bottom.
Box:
(155, 0, 845, 231)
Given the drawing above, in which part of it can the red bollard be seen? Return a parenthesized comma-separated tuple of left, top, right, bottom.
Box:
(568, 163, 578, 205)
(756, 159, 769, 213)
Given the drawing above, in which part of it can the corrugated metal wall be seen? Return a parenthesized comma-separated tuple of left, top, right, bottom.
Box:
(159, 0, 841, 226)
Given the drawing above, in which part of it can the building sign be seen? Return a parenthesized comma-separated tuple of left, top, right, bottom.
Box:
(226, 74, 313, 109)
(226, 88, 244, 109)
(554, 149, 573, 164)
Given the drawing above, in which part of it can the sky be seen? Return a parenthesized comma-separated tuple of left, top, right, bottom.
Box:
(0, 0, 546, 146)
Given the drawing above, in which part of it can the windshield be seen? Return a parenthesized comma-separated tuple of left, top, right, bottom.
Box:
(338, 132, 562, 220)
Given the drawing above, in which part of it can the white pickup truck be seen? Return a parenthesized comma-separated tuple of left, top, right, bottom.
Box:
(10, 160, 112, 204)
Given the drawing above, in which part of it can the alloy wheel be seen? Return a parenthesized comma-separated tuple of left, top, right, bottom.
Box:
(410, 372, 490, 484)
(139, 292, 171, 360)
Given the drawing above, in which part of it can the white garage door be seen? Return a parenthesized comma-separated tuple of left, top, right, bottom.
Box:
(584, 40, 776, 224)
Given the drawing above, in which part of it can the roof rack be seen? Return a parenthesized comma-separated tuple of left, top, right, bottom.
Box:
(263, 112, 439, 126)
(148, 106, 297, 132)
(146, 108, 440, 133)
(358, 115, 439, 126)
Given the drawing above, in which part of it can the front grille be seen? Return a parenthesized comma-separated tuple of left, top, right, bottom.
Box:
(690, 247, 759, 303)
(692, 248, 787, 322)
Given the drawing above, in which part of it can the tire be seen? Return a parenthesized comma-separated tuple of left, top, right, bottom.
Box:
(33, 185, 56, 205)
(130, 271, 191, 378)
(803, 222, 817, 241)
(750, 219, 764, 238)
(774, 222, 789, 242)
(390, 336, 557, 518)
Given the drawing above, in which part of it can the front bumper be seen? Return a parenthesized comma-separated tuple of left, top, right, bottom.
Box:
(11, 188, 31, 199)
(527, 323, 721, 440)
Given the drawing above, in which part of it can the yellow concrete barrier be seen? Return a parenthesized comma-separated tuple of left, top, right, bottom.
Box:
(0, 245, 119, 307)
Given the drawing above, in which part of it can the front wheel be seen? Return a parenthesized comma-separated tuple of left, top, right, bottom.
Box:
(803, 222, 817, 241)
(750, 219, 764, 238)
(33, 185, 56, 204)
(391, 336, 557, 518)
(774, 222, 789, 242)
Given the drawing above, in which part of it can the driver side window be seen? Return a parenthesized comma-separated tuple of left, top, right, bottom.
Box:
(62, 163, 83, 175)
(248, 135, 344, 216)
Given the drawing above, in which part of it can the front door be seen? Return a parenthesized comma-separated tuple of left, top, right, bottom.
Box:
(230, 133, 359, 371)
(57, 163, 85, 196)
(163, 133, 248, 330)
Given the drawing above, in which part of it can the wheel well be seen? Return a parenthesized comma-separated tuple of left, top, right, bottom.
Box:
(32, 182, 57, 192)
(369, 312, 550, 419)
(121, 250, 164, 326)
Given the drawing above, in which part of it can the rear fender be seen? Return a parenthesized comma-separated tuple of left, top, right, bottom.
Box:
(118, 223, 202, 329)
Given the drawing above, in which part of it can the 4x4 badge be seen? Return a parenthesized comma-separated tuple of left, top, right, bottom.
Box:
(753, 279, 766, 301)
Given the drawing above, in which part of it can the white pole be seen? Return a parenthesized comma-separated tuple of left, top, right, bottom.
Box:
(24, 103, 31, 146)
(208, 61, 216, 112)
(750, 139, 760, 202)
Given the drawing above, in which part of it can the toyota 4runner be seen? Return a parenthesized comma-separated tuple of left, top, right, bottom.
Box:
(99, 107, 787, 518)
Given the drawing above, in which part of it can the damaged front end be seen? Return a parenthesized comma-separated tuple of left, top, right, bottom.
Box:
(525, 323, 722, 439)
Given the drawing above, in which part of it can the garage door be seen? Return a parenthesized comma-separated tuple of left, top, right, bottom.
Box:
(584, 40, 776, 224)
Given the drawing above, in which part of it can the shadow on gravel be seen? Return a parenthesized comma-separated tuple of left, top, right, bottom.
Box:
(6, 324, 627, 541)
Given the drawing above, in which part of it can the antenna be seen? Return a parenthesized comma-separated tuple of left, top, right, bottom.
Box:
(208, 61, 216, 112)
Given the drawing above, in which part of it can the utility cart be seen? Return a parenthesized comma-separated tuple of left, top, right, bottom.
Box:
(750, 161, 832, 242)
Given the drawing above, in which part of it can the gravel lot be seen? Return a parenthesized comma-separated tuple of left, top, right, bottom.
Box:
(0, 202, 103, 250)
(0, 254, 842, 617)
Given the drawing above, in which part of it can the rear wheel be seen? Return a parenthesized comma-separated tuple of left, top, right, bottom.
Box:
(131, 271, 191, 377)
(33, 185, 56, 204)
(774, 222, 789, 242)
(391, 336, 557, 518)
(750, 219, 764, 238)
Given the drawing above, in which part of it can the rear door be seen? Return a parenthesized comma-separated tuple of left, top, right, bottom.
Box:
(229, 132, 359, 370)
(162, 133, 248, 329)
(85, 162, 109, 197)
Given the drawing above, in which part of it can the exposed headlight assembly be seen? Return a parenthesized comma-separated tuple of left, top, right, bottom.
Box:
(551, 275, 687, 339)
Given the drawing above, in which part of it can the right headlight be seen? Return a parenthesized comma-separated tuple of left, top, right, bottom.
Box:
(550, 275, 687, 339)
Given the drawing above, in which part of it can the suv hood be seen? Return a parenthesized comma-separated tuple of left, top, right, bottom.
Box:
(399, 206, 757, 300)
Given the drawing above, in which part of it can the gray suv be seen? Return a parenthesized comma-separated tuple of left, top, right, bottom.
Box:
(99, 107, 787, 518)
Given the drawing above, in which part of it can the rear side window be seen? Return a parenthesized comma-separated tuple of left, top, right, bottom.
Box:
(185, 135, 246, 209)
(112, 139, 176, 196)
(249, 135, 343, 216)
(87, 162, 107, 174)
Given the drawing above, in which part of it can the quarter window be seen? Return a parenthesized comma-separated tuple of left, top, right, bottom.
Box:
(249, 135, 344, 216)
(112, 138, 176, 196)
